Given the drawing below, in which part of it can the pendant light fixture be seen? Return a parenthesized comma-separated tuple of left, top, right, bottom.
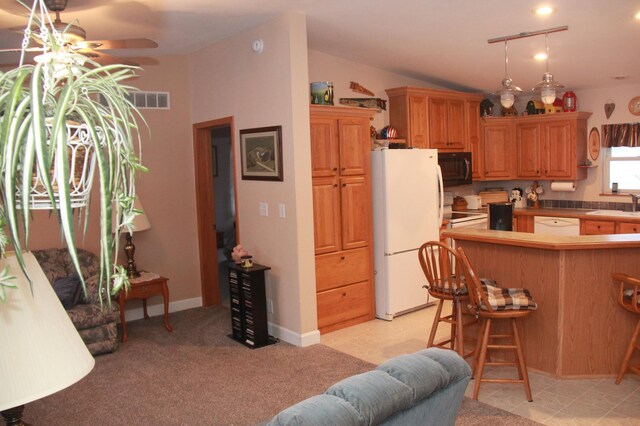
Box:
(532, 32, 564, 105)
(492, 41, 522, 108)
(487, 26, 568, 107)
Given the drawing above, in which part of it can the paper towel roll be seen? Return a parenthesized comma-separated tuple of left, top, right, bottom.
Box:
(551, 181, 576, 192)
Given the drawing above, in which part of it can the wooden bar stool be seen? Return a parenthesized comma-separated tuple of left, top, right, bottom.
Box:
(457, 247, 538, 402)
(418, 241, 476, 358)
(612, 272, 640, 384)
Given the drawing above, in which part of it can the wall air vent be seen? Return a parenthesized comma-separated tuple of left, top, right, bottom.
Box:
(98, 91, 170, 110)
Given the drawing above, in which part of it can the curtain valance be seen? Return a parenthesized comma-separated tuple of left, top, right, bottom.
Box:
(602, 123, 640, 148)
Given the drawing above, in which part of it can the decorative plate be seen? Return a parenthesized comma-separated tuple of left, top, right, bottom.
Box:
(588, 127, 600, 161)
(629, 96, 640, 116)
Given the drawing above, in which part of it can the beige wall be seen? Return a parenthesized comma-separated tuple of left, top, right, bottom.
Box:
(188, 13, 318, 344)
(27, 55, 201, 307)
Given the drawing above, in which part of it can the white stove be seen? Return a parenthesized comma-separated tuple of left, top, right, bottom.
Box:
(443, 210, 488, 226)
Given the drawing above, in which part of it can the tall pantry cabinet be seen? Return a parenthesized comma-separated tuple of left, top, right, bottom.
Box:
(309, 105, 376, 334)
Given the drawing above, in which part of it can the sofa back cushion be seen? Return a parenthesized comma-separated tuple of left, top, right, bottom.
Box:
(33, 248, 102, 304)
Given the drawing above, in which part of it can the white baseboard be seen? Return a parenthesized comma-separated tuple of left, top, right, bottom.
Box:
(268, 322, 320, 347)
(124, 298, 321, 348)
(123, 297, 202, 322)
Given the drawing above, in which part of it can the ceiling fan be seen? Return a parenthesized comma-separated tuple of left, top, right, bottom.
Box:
(0, 0, 157, 66)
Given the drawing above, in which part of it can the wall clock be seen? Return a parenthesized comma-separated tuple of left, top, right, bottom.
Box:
(629, 96, 640, 116)
(588, 127, 600, 161)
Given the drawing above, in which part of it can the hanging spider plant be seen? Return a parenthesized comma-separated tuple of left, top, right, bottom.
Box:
(0, 0, 148, 304)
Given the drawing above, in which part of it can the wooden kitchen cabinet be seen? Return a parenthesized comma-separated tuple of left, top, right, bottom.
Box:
(310, 105, 375, 334)
(482, 118, 514, 180)
(386, 89, 429, 148)
(429, 97, 465, 150)
(617, 222, 640, 234)
(311, 177, 341, 254)
(407, 95, 429, 148)
(516, 121, 543, 178)
(386, 87, 483, 151)
(514, 113, 590, 180)
(581, 219, 616, 235)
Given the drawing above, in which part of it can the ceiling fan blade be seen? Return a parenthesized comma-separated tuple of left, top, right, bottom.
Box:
(78, 50, 139, 67)
(0, 47, 45, 53)
(76, 38, 158, 51)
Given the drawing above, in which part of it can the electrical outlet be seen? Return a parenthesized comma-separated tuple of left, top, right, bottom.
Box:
(266, 299, 274, 313)
(259, 202, 268, 217)
(278, 203, 285, 218)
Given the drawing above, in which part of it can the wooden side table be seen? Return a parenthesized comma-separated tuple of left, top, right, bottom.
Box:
(119, 272, 173, 342)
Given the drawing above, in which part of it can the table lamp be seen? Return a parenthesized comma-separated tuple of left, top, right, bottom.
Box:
(123, 198, 151, 279)
(0, 252, 95, 425)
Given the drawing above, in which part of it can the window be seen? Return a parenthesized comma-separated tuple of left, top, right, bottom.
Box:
(605, 147, 640, 191)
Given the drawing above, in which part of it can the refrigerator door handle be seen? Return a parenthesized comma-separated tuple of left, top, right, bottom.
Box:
(384, 248, 419, 256)
(436, 164, 444, 227)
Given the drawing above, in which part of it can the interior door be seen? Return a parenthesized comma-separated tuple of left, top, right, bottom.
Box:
(193, 117, 238, 306)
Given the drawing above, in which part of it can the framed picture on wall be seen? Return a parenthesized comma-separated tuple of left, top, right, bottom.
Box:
(239, 126, 283, 181)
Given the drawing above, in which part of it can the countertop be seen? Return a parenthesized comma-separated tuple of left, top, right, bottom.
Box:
(513, 207, 640, 222)
(442, 228, 640, 250)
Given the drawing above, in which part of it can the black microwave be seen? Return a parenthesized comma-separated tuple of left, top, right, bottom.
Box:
(438, 152, 472, 187)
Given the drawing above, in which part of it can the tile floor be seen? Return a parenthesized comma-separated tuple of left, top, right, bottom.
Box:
(321, 303, 640, 425)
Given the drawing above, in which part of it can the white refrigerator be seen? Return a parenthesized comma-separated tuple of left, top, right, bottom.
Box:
(371, 148, 443, 320)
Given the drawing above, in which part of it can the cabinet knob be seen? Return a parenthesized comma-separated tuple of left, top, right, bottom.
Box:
(333, 184, 338, 188)
(340, 256, 345, 260)
(342, 183, 346, 187)
(341, 167, 345, 171)
(333, 168, 338, 171)
(342, 292, 347, 297)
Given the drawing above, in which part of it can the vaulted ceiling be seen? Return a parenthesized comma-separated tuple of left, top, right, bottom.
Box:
(1, 0, 639, 95)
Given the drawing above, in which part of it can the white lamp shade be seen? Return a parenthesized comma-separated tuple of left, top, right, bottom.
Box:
(500, 92, 515, 108)
(541, 87, 556, 105)
(131, 198, 151, 232)
(111, 197, 151, 234)
(0, 252, 95, 412)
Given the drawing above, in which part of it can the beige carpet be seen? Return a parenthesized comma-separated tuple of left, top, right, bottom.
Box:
(25, 306, 539, 425)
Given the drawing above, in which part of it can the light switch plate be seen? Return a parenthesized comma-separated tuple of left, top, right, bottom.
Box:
(259, 202, 268, 217)
(278, 203, 285, 218)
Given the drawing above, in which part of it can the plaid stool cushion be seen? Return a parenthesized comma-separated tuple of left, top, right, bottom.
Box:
(428, 275, 468, 296)
(480, 281, 537, 311)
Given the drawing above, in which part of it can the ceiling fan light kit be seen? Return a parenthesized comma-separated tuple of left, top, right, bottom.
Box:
(490, 41, 522, 108)
(488, 26, 568, 107)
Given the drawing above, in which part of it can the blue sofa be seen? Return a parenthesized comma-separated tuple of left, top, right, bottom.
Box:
(266, 348, 471, 426)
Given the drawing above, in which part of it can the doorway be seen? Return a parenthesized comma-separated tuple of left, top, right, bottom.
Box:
(193, 117, 239, 307)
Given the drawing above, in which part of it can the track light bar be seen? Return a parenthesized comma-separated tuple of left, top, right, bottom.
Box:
(487, 26, 569, 44)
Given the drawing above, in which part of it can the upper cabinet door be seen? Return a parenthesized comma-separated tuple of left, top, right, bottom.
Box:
(446, 99, 466, 150)
(544, 120, 573, 178)
(310, 118, 339, 178)
(483, 122, 513, 179)
(429, 98, 465, 150)
(428, 98, 448, 149)
(338, 118, 368, 176)
(516, 122, 543, 178)
(408, 95, 429, 148)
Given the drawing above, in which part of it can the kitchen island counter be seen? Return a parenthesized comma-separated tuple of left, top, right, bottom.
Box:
(443, 228, 640, 378)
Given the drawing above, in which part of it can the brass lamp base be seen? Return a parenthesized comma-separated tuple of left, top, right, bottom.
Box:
(2, 405, 31, 426)
(124, 233, 140, 279)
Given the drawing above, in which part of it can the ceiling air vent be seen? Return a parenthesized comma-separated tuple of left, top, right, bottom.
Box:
(98, 91, 170, 110)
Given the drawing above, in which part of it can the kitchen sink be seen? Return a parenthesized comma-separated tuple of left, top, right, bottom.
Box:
(586, 210, 640, 218)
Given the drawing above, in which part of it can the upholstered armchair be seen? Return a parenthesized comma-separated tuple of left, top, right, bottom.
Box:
(33, 248, 120, 355)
